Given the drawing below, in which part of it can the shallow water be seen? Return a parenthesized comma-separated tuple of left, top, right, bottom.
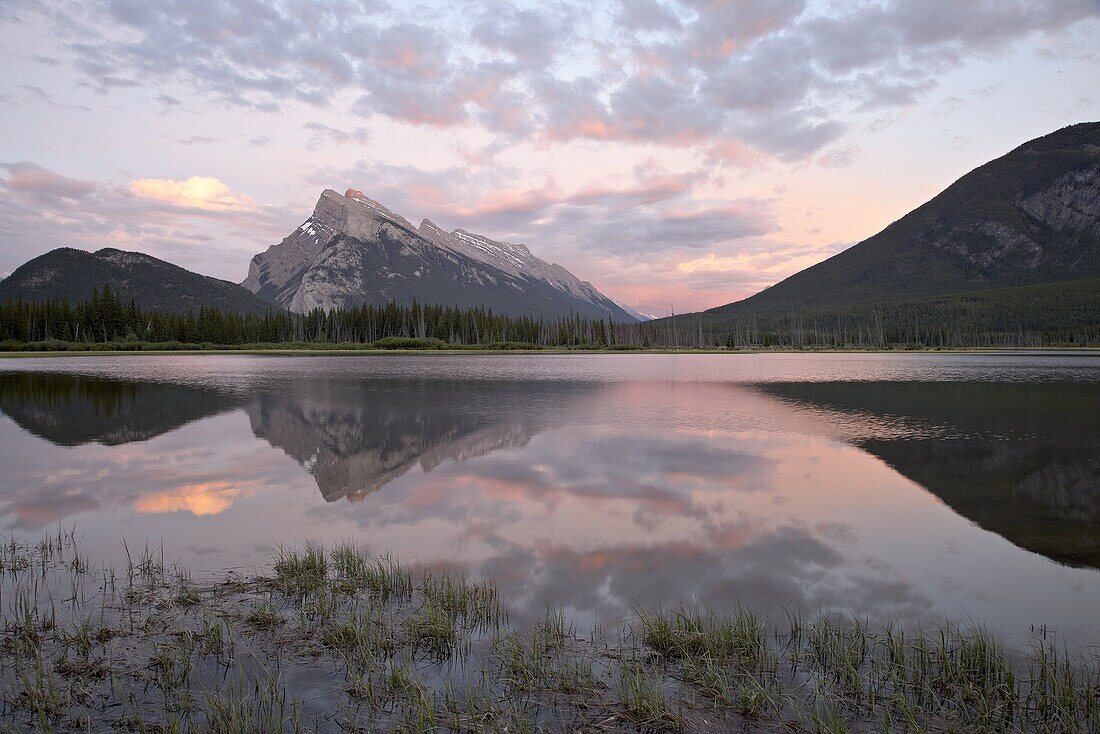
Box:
(1, 352, 1098, 645)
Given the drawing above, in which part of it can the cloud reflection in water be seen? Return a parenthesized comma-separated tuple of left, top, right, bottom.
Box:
(2, 362, 1099, 642)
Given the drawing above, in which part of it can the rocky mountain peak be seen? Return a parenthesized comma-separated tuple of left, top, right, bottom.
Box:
(311, 188, 415, 237)
(242, 188, 640, 321)
(417, 219, 448, 244)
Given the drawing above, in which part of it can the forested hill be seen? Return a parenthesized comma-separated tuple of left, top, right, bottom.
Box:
(0, 248, 271, 316)
(708, 121, 1100, 315)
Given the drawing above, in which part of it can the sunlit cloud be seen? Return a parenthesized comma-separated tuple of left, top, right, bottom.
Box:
(129, 176, 254, 212)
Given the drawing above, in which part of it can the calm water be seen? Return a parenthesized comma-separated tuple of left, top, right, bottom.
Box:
(1, 353, 1098, 645)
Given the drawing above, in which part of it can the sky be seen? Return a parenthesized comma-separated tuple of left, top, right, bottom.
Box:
(0, 0, 1097, 315)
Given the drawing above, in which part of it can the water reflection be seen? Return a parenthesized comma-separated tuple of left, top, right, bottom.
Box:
(755, 382, 1100, 568)
(247, 379, 598, 502)
(0, 372, 242, 445)
(1, 361, 1099, 642)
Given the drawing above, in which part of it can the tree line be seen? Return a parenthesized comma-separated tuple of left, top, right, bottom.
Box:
(0, 285, 636, 348)
(2, 283, 1096, 349)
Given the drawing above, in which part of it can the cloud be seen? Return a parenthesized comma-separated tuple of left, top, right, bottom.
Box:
(176, 135, 219, 145)
(129, 176, 253, 211)
(17, 84, 54, 103)
(302, 121, 371, 149)
(316, 157, 774, 257)
(0, 161, 97, 199)
(472, 2, 575, 71)
(618, 0, 683, 33)
(6, 0, 1090, 164)
(0, 163, 297, 279)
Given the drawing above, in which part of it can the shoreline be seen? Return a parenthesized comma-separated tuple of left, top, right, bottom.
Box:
(4, 345, 1100, 358)
(2, 533, 1098, 733)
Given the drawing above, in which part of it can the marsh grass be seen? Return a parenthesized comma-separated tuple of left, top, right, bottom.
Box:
(2, 532, 1099, 733)
(246, 602, 282, 630)
(272, 543, 327, 596)
(421, 572, 504, 629)
(198, 668, 301, 734)
(330, 543, 412, 601)
(323, 606, 394, 668)
(619, 662, 683, 731)
(406, 596, 462, 657)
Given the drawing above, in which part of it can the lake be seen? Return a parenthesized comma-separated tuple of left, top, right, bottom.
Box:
(2, 352, 1098, 647)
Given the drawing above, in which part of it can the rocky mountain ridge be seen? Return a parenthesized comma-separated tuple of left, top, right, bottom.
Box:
(243, 188, 637, 321)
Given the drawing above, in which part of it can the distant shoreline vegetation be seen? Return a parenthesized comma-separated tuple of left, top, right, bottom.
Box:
(3, 281, 1099, 351)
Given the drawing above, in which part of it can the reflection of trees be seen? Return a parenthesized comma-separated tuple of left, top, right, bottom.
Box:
(0, 373, 242, 446)
(756, 381, 1100, 568)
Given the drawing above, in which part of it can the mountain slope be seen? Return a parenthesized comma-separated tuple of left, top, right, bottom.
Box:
(0, 248, 272, 315)
(243, 188, 637, 321)
(708, 122, 1100, 316)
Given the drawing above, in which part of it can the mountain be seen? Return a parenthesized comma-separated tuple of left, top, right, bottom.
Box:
(0, 247, 272, 315)
(614, 300, 657, 321)
(242, 188, 638, 321)
(707, 122, 1100, 317)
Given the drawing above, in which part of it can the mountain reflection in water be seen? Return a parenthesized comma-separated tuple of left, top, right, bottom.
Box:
(245, 379, 598, 501)
(754, 381, 1100, 569)
(2, 357, 1099, 641)
(0, 372, 598, 504)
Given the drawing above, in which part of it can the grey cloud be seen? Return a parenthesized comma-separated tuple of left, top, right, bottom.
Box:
(0, 162, 97, 200)
(13, 83, 92, 112)
(617, 0, 683, 33)
(890, 0, 1098, 50)
(8, 0, 1095, 163)
(563, 202, 774, 253)
(302, 122, 371, 149)
(472, 2, 575, 70)
(735, 113, 846, 160)
(680, 0, 808, 62)
(176, 135, 219, 145)
(17, 84, 54, 103)
(851, 74, 938, 112)
(703, 35, 817, 113)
